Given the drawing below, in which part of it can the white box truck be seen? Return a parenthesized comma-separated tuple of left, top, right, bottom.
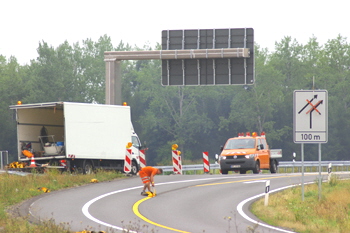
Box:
(9, 102, 145, 174)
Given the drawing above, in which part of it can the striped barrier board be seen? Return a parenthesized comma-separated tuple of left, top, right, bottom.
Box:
(203, 151, 210, 173)
(124, 148, 132, 173)
(172, 150, 182, 174)
(139, 149, 146, 168)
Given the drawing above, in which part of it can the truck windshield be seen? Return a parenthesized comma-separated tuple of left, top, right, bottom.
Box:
(132, 136, 140, 148)
(224, 138, 255, 149)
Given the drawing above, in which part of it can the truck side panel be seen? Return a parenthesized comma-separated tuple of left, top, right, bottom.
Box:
(64, 103, 132, 160)
(270, 149, 283, 158)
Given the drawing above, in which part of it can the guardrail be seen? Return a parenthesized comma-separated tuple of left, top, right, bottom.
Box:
(155, 161, 350, 174)
(278, 161, 350, 173)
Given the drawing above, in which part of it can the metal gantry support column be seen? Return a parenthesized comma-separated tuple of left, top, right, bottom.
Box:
(105, 59, 122, 105)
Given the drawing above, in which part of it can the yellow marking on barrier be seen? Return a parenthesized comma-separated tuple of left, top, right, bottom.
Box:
(133, 197, 190, 233)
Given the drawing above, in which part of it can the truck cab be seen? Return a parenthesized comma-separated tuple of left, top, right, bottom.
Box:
(218, 132, 275, 174)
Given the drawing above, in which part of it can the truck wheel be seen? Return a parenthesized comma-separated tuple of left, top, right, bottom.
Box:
(252, 161, 260, 174)
(221, 169, 228, 175)
(131, 161, 139, 175)
(270, 160, 277, 173)
(83, 161, 93, 174)
(240, 170, 247, 174)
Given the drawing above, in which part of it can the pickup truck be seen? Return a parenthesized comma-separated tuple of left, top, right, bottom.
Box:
(217, 132, 282, 174)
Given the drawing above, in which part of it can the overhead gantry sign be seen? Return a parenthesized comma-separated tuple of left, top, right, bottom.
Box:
(104, 28, 254, 105)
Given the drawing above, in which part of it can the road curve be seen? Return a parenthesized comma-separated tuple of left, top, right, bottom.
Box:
(14, 172, 341, 232)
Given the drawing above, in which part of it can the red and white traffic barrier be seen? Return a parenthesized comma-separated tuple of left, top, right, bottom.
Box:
(124, 148, 132, 173)
(29, 156, 37, 167)
(203, 151, 210, 173)
(172, 150, 182, 174)
(60, 159, 67, 168)
(139, 149, 146, 168)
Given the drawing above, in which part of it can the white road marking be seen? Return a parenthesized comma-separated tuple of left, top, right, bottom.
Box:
(237, 182, 316, 233)
(81, 175, 299, 232)
(244, 180, 267, 183)
(82, 186, 142, 232)
(81, 176, 254, 231)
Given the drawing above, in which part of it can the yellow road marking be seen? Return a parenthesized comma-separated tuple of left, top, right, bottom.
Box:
(133, 197, 190, 233)
(132, 174, 312, 232)
(195, 174, 304, 187)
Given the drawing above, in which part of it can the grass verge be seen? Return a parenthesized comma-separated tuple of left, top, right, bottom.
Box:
(251, 174, 350, 233)
(0, 169, 124, 233)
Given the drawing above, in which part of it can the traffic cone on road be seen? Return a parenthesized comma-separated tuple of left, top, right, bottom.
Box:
(29, 156, 37, 167)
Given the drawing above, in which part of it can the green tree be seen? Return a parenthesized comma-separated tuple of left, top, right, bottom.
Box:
(22, 35, 116, 104)
(317, 36, 350, 160)
(0, 56, 27, 159)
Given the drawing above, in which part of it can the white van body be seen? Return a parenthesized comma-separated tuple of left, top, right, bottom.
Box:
(10, 102, 144, 174)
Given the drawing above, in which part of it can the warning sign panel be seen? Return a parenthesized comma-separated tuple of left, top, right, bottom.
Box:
(293, 90, 328, 143)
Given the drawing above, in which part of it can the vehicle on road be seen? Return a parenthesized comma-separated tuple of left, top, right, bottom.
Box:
(9, 102, 145, 174)
(217, 132, 282, 174)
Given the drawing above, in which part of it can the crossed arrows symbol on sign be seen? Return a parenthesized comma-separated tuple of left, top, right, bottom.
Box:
(298, 95, 323, 129)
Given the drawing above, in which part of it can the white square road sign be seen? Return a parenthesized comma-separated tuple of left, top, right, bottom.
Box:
(293, 90, 328, 143)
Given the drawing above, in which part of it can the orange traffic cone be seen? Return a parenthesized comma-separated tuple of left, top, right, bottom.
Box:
(29, 156, 37, 167)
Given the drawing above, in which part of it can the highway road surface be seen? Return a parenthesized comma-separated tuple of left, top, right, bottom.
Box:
(15, 172, 346, 233)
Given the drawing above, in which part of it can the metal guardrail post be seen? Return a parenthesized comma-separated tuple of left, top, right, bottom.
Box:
(0, 151, 9, 170)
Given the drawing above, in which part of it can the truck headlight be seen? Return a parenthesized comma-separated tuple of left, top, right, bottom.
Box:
(220, 156, 227, 160)
(245, 154, 256, 159)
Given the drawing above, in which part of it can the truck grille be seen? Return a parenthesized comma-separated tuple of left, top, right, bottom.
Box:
(224, 156, 245, 164)
(225, 160, 245, 165)
(226, 155, 245, 159)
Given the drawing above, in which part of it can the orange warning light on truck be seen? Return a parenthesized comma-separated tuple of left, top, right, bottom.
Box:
(216, 132, 282, 174)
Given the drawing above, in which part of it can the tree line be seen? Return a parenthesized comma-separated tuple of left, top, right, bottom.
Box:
(1, 34, 349, 165)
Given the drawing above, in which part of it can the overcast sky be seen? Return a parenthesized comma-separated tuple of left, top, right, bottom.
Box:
(1, 0, 349, 65)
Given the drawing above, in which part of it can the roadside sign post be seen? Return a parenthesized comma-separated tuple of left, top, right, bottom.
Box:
(293, 90, 328, 201)
(301, 143, 304, 201)
(264, 180, 270, 206)
(318, 143, 322, 200)
(328, 163, 332, 182)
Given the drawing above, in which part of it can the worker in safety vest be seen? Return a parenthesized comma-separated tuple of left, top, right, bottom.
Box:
(139, 166, 163, 196)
